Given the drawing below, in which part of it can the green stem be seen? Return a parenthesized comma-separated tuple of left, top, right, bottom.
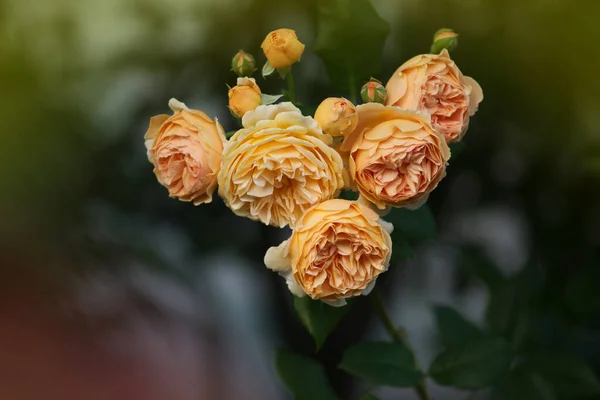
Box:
(286, 69, 296, 104)
(372, 290, 432, 400)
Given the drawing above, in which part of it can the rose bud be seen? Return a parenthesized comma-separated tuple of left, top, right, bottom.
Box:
(264, 199, 393, 307)
(314, 97, 358, 138)
(361, 78, 387, 104)
(385, 49, 483, 143)
(431, 28, 459, 54)
(261, 28, 305, 69)
(218, 103, 344, 228)
(228, 77, 262, 118)
(144, 98, 225, 205)
(231, 50, 256, 77)
(341, 103, 451, 210)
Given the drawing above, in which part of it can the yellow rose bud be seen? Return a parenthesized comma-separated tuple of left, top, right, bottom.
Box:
(228, 77, 262, 118)
(341, 103, 451, 210)
(261, 28, 305, 69)
(144, 98, 225, 205)
(264, 199, 393, 306)
(361, 78, 387, 104)
(431, 28, 459, 54)
(314, 97, 358, 138)
(231, 50, 256, 77)
(218, 102, 345, 228)
(385, 49, 483, 143)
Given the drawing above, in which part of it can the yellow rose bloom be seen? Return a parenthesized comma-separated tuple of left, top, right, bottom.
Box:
(218, 102, 345, 228)
(144, 98, 225, 205)
(228, 77, 262, 118)
(341, 103, 451, 210)
(264, 199, 393, 306)
(261, 28, 305, 69)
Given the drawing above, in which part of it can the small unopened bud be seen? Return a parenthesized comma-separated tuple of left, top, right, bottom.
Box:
(231, 50, 256, 77)
(431, 29, 458, 54)
(314, 97, 358, 138)
(361, 78, 387, 104)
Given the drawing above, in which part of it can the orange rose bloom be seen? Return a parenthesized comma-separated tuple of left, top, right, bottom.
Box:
(385, 49, 483, 143)
(341, 103, 451, 210)
(144, 99, 225, 205)
(264, 199, 393, 306)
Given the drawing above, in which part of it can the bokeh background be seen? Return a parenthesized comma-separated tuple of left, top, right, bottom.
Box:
(1, 0, 599, 399)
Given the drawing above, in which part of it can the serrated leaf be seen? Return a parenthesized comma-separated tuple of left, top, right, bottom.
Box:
(434, 306, 484, 348)
(523, 352, 600, 399)
(262, 60, 275, 78)
(385, 205, 436, 240)
(339, 342, 423, 387)
(429, 336, 513, 389)
(276, 349, 338, 400)
(261, 93, 284, 105)
(294, 296, 350, 350)
(314, 0, 390, 94)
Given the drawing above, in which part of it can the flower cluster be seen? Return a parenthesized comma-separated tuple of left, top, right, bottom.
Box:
(144, 28, 483, 306)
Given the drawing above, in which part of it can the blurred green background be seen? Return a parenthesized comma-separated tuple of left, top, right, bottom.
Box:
(1, 0, 599, 399)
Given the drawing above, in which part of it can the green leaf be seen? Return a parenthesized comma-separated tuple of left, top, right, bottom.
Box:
(276, 349, 338, 400)
(262, 60, 275, 78)
(339, 342, 423, 387)
(225, 130, 237, 139)
(429, 336, 513, 389)
(493, 366, 557, 400)
(433, 306, 484, 348)
(314, 0, 390, 93)
(261, 93, 284, 105)
(385, 205, 436, 240)
(523, 352, 600, 399)
(293, 296, 350, 350)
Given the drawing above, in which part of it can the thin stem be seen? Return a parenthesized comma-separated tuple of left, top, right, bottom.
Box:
(286, 69, 296, 104)
(372, 290, 432, 400)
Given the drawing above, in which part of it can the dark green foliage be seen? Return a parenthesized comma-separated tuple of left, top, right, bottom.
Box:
(276, 349, 338, 400)
(339, 342, 423, 387)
